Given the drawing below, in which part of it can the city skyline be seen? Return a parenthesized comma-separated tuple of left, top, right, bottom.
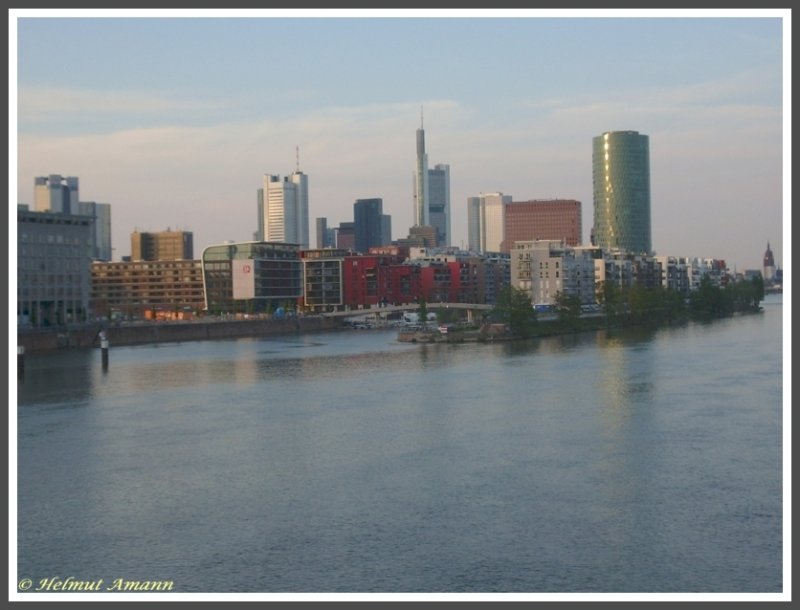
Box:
(12, 9, 787, 272)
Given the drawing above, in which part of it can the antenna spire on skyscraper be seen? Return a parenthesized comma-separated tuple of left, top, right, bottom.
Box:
(296, 145, 300, 172)
(421, 105, 424, 129)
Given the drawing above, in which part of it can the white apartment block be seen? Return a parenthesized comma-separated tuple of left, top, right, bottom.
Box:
(510, 240, 597, 306)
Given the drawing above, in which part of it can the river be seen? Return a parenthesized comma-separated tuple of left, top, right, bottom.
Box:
(14, 295, 785, 598)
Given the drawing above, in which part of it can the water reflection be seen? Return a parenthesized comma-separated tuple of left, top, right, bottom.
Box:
(17, 348, 96, 406)
(595, 328, 657, 418)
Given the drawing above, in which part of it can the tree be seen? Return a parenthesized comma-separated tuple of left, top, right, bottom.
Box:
(661, 287, 687, 322)
(750, 274, 765, 310)
(598, 280, 625, 324)
(554, 291, 581, 328)
(417, 298, 428, 328)
(493, 286, 537, 338)
(690, 275, 733, 318)
(434, 306, 459, 325)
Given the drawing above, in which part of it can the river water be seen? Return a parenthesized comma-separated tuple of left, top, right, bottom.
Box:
(14, 295, 785, 597)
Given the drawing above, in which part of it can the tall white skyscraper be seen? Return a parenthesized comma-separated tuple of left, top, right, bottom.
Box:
(34, 175, 79, 214)
(412, 110, 450, 245)
(257, 170, 309, 248)
(413, 113, 429, 228)
(467, 192, 512, 253)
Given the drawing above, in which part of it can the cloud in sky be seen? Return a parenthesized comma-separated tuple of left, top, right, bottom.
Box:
(19, 87, 194, 121)
(13, 13, 786, 271)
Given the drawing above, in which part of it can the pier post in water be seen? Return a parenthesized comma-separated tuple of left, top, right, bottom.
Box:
(99, 330, 109, 370)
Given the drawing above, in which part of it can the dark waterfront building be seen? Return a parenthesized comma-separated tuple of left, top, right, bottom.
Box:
(592, 130, 652, 254)
(17, 208, 93, 326)
(201, 242, 302, 314)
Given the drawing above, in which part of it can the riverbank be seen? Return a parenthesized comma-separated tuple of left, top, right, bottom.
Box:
(16, 316, 342, 352)
(17, 301, 769, 353)
(397, 308, 765, 344)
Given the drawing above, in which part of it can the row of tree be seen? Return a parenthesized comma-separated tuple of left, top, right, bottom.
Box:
(492, 274, 765, 338)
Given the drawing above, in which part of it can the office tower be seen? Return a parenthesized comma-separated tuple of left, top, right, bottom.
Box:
(255, 191, 265, 242)
(380, 215, 392, 247)
(467, 192, 512, 253)
(17, 208, 93, 326)
(336, 222, 355, 250)
(428, 164, 451, 246)
(354, 198, 392, 253)
(34, 175, 79, 214)
(592, 130, 652, 254)
(502, 199, 582, 253)
(413, 113, 430, 227)
(78, 201, 112, 261)
(412, 112, 450, 245)
(408, 225, 438, 248)
(467, 198, 481, 251)
(316, 218, 335, 249)
(131, 229, 193, 261)
(257, 170, 310, 248)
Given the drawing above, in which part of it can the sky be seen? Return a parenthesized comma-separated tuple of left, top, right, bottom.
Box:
(11, 9, 788, 273)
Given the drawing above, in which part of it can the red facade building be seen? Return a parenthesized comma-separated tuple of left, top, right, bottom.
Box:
(502, 199, 582, 253)
(300, 248, 507, 312)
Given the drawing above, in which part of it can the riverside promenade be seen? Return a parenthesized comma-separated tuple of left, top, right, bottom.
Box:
(16, 315, 342, 353)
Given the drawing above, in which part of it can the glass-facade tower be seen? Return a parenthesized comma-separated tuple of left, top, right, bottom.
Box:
(354, 198, 384, 253)
(428, 163, 451, 246)
(592, 131, 651, 254)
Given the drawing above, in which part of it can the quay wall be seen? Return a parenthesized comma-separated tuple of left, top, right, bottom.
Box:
(17, 316, 342, 353)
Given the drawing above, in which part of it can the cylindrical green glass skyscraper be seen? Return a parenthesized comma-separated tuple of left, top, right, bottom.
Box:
(592, 131, 652, 254)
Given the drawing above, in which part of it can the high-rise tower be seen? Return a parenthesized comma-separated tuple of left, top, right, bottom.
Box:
(257, 167, 309, 248)
(467, 192, 512, 253)
(428, 163, 451, 246)
(354, 198, 389, 253)
(34, 175, 79, 214)
(413, 109, 430, 227)
(412, 109, 451, 245)
(592, 131, 652, 254)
